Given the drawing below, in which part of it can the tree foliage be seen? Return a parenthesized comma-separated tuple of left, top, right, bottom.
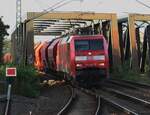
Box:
(3, 39, 11, 54)
(0, 17, 9, 63)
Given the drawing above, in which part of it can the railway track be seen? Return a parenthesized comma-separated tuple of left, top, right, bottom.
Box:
(69, 83, 145, 115)
(93, 79, 150, 115)
(57, 85, 75, 115)
(108, 79, 150, 91)
(40, 73, 100, 115)
(57, 84, 101, 115)
(67, 81, 150, 114)
(104, 79, 150, 103)
(40, 73, 150, 114)
(96, 88, 150, 114)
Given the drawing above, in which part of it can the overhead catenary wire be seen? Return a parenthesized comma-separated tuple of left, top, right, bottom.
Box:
(10, 0, 82, 34)
(11, 0, 65, 33)
(42, 0, 67, 12)
(136, 0, 150, 9)
(25, 0, 66, 22)
(26, 0, 82, 22)
(122, 0, 150, 15)
(34, 0, 50, 10)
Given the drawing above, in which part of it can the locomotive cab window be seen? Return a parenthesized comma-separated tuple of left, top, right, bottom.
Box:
(75, 39, 103, 51)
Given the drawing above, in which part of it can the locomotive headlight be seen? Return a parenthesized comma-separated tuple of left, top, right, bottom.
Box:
(99, 63, 105, 66)
(75, 56, 87, 61)
(93, 55, 105, 60)
(76, 64, 82, 67)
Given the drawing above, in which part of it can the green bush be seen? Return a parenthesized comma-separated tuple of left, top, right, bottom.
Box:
(111, 62, 150, 84)
(16, 66, 40, 97)
(0, 64, 40, 97)
(0, 65, 6, 80)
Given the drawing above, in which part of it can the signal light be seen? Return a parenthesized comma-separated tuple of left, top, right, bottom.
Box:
(99, 63, 105, 66)
(76, 64, 82, 67)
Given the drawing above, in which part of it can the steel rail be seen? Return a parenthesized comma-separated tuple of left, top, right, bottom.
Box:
(67, 83, 101, 115)
(102, 87, 150, 105)
(74, 87, 100, 115)
(106, 79, 150, 103)
(93, 88, 144, 115)
(100, 96, 139, 115)
(57, 86, 75, 115)
(95, 96, 101, 115)
(74, 85, 146, 115)
(79, 86, 140, 115)
(107, 79, 150, 95)
(110, 78, 150, 88)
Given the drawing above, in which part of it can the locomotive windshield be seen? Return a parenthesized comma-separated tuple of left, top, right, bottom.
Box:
(75, 39, 103, 51)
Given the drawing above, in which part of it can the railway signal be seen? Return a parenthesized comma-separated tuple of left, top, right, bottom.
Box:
(6, 68, 17, 77)
(4, 67, 17, 115)
(6, 67, 16, 84)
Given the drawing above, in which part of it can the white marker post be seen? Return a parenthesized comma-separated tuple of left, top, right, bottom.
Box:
(5, 67, 17, 115)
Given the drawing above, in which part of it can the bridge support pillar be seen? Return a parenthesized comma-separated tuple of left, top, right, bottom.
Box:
(25, 20, 34, 65)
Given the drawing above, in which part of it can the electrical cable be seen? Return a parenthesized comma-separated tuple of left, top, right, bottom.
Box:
(136, 0, 150, 9)
(42, 0, 66, 12)
(26, 0, 78, 22)
(12, 0, 82, 34)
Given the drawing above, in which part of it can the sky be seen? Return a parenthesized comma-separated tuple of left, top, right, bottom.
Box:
(0, 0, 150, 40)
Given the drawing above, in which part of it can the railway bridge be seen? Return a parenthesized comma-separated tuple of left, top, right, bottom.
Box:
(11, 12, 150, 72)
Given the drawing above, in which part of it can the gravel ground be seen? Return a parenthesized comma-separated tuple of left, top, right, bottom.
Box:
(104, 82, 150, 102)
(33, 84, 71, 115)
(66, 89, 97, 115)
(0, 101, 5, 114)
(0, 82, 71, 115)
(101, 101, 128, 115)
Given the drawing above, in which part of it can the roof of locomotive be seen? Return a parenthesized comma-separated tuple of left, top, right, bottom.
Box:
(67, 34, 105, 42)
(54, 34, 105, 44)
(70, 34, 104, 38)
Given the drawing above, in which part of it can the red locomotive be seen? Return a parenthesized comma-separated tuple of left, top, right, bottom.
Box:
(35, 34, 109, 84)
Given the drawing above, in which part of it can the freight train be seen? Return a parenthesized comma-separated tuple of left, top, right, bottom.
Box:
(34, 34, 109, 85)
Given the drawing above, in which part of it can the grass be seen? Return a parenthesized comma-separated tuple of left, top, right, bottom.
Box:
(0, 63, 40, 97)
(0, 65, 6, 81)
(111, 62, 150, 84)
